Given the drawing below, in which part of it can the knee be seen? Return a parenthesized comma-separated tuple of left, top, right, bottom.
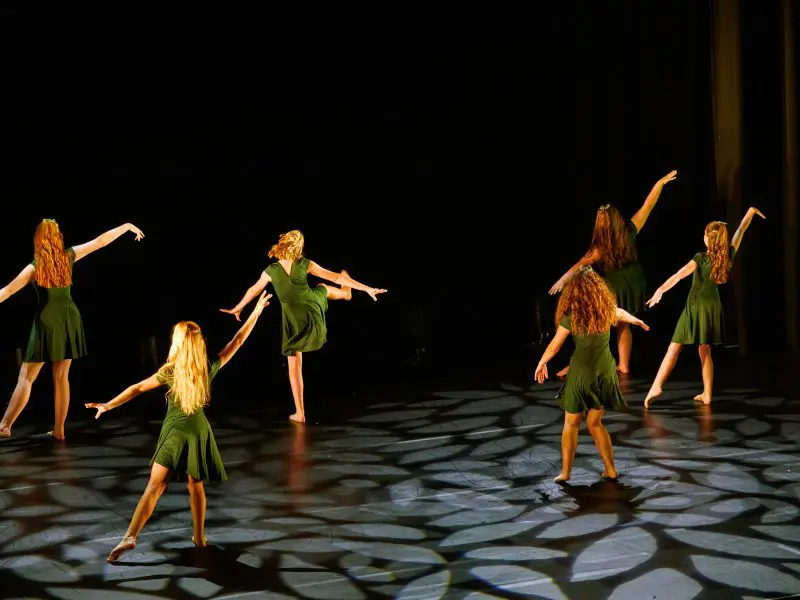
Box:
(587, 420, 605, 434)
(18, 367, 39, 385)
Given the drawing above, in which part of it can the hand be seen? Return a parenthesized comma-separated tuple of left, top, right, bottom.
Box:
(749, 207, 766, 219)
(549, 278, 567, 295)
(632, 317, 650, 331)
(85, 402, 109, 419)
(646, 290, 663, 308)
(534, 363, 548, 383)
(219, 307, 243, 321)
(657, 170, 677, 186)
(128, 224, 145, 241)
(253, 291, 272, 313)
(367, 288, 387, 301)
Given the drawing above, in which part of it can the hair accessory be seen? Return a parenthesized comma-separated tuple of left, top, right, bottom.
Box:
(599, 204, 610, 211)
(579, 265, 593, 276)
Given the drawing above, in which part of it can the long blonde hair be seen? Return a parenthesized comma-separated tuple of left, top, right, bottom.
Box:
(588, 205, 636, 272)
(268, 230, 304, 261)
(706, 221, 731, 284)
(33, 219, 72, 287)
(555, 266, 618, 335)
(157, 321, 210, 415)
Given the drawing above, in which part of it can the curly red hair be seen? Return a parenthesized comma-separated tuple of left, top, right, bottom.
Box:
(268, 230, 304, 261)
(555, 267, 618, 335)
(589, 205, 636, 272)
(705, 221, 731, 284)
(33, 219, 72, 288)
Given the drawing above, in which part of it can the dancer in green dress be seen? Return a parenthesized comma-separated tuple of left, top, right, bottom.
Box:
(643, 207, 765, 408)
(0, 219, 144, 440)
(221, 230, 386, 423)
(549, 170, 676, 375)
(86, 291, 272, 563)
(535, 266, 649, 483)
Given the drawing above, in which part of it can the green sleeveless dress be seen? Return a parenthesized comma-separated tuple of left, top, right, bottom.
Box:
(265, 258, 328, 356)
(601, 221, 647, 315)
(671, 246, 736, 345)
(555, 316, 626, 414)
(151, 358, 227, 482)
(25, 247, 87, 362)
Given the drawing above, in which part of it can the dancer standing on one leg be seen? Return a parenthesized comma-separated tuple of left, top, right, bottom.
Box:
(220, 230, 386, 423)
(86, 291, 272, 563)
(0, 220, 144, 441)
(535, 266, 649, 483)
(549, 170, 676, 375)
(643, 207, 765, 408)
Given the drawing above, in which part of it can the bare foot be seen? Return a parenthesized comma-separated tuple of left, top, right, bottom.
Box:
(340, 270, 352, 300)
(556, 366, 569, 377)
(107, 536, 136, 563)
(289, 413, 305, 423)
(553, 473, 570, 483)
(0, 427, 10, 439)
(602, 470, 619, 481)
(47, 430, 66, 442)
(644, 387, 662, 409)
(693, 393, 712, 405)
(192, 536, 208, 547)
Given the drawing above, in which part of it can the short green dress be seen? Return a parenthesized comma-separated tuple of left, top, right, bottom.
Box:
(25, 248, 87, 362)
(555, 316, 626, 414)
(601, 221, 647, 315)
(671, 246, 736, 345)
(266, 258, 328, 356)
(151, 358, 227, 482)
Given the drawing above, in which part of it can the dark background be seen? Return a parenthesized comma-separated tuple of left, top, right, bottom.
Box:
(0, 2, 796, 416)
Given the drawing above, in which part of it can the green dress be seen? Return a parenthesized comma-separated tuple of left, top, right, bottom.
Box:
(671, 246, 736, 345)
(25, 248, 87, 362)
(555, 316, 626, 414)
(601, 221, 647, 315)
(151, 358, 227, 482)
(266, 258, 329, 356)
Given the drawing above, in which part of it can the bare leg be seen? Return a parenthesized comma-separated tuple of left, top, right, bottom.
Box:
(51, 360, 72, 440)
(320, 270, 352, 301)
(0, 362, 45, 438)
(616, 322, 632, 374)
(107, 463, 169, 562)
(554, 412, 583, 482)
(287, 353, 305, 423)
(644, 343, 683, 408)
(187, 476, 207, 546)
(694, 344, 713, 404)
(586, 408, 617, 479)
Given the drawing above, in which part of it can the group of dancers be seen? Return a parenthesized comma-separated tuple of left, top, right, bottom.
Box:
(535, 169, 765, 483)
(0, 179, 764, 561)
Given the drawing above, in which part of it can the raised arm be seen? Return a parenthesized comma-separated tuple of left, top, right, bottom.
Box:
(0, 264, 35, 304)
(646, 260, 697, 307)
(534, 325, 571, 383)
(84, 374, 162, 419)
(548, 248, 601, 295)
(72, 223, 145, 261)
(731, 206, 766, 253)
(220, 271, 272, 321)
(217, 291, 271, 367)
(308, 261, 387, 301)
(630, 170, 677, 232)
(615, 307, 650, 330)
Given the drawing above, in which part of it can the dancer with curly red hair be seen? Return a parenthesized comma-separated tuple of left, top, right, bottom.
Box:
(0, 219, 144, 440)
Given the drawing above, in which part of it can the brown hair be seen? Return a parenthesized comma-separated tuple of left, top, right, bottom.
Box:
(33, 219, 72, 288)
(555, 267, 618, 335)
(705, 221, 731, 284)
(268, 230, 304, 261)
(589, 205, 636, 272)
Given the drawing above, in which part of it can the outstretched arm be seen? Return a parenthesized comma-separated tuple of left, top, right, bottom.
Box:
(631, 170, 678, 232)
(731, 206, 766, 253)
(308, 261, 387, 301)
(84, 375, 162, 419)
(646, 260, 697, 307)
(615, 307, 650, 330)
(218, 291, 272, 367)
(534, 325, 571, 383)
(72, 223, 145, 261)
(548, 248, 601, 295)
(0, 264, 35, 304)
(220, 271, 272, 321)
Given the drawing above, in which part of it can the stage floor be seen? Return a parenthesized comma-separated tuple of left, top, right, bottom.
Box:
(2, 371, 800, 599)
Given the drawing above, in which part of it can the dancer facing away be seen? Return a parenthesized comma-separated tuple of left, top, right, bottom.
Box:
(643, 207, 765, 408)
(549, 170, 676, 375)
(86, 291, 272, 563)
(535, 266, 649, 483)
(221, 230, 386, 423)
(0, 220, 144, 440)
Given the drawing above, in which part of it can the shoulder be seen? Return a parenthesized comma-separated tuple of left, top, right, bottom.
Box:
(627, 221, 638, 235)
(209, 357, 222, 380)
(299, 257, 311, 268)
(559, 315, 572, 332)
(691, 252, 707, 265)
(729, 245, 736, 260)
(264, 262, 278, 273)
